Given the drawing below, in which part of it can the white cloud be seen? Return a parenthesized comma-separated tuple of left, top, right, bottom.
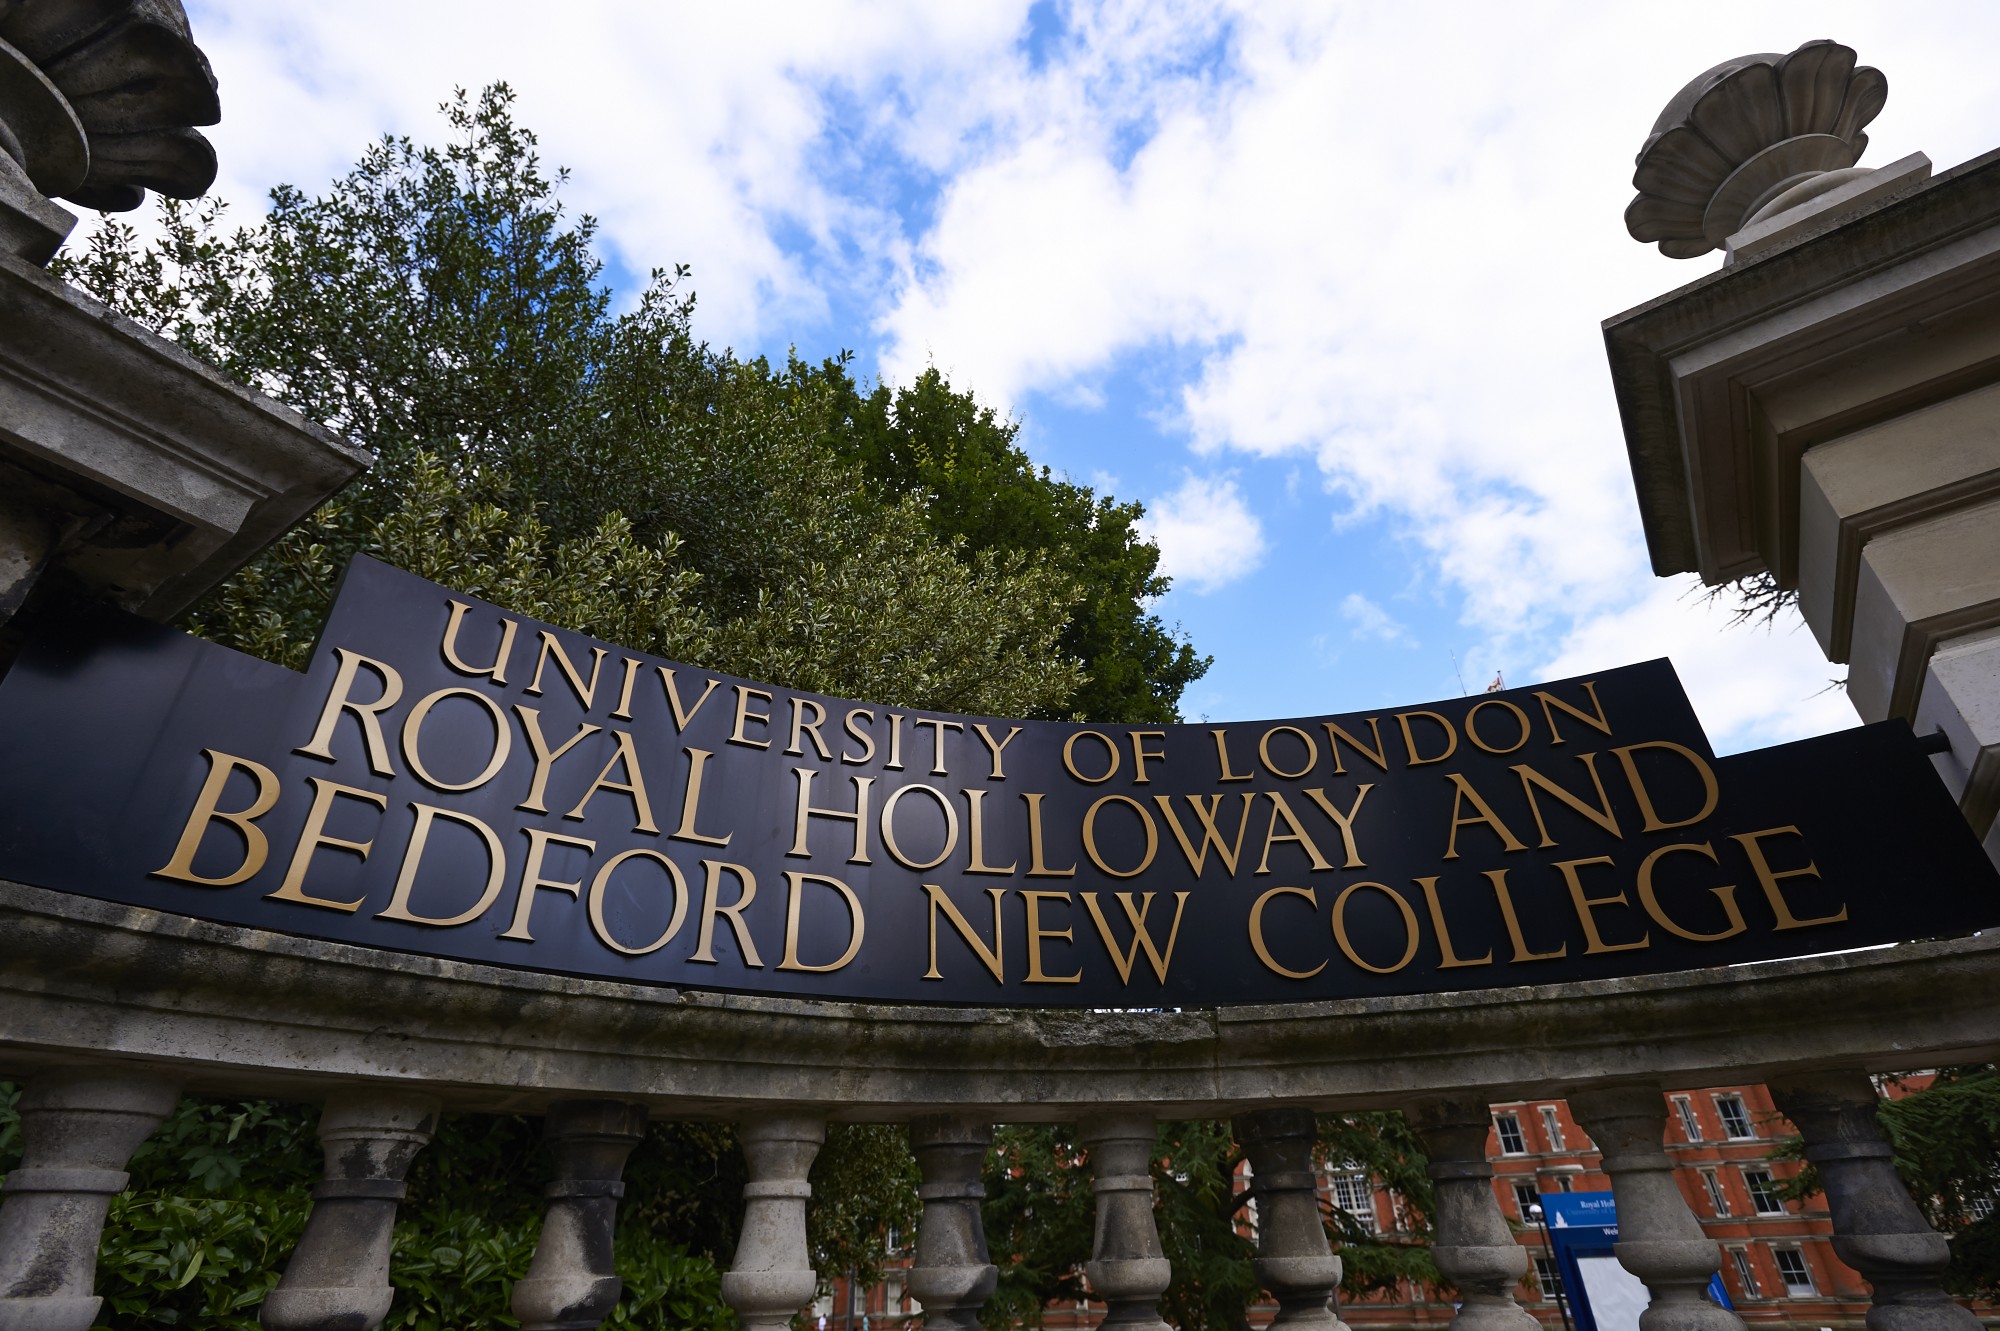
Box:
(1138, 472, 1266, 594)
(1340, 593, 1415, 647)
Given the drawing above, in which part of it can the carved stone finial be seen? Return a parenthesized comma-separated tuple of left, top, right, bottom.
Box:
(1626, 39, 1886, 258)
(0, 0, 220, 265)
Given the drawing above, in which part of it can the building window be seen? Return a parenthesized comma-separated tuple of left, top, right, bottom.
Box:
(1329, 1172, 1377, 1233)
(1513, 1181, 1540, 1218)
(1730, 1248, 1759, 1299)
(1701, 1168, 1730, 1217)
(1969, 1194, 1995, 1221)
(1495, 1112, 1527, 1155)
(1772, 1248, 1816, 1296)
(1540, 1106, 1566, 1151)
(1743, 1169, 1785, 1215)
(1673, 1095, 1703, 1143)
(1715, 1093, 1754, 1139)
(1532, 1256, 1564, 1302)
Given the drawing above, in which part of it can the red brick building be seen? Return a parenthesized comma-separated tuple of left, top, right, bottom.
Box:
(822, 1082, 1992, 1331)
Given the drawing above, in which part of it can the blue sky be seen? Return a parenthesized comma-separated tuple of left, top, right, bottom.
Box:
(175, 0, 2000, 750)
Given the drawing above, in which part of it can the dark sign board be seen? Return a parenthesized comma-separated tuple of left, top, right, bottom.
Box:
(0, 556, 1993, 1007)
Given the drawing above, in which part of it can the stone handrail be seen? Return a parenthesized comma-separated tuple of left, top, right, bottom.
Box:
(0, 878, 1992, 1331)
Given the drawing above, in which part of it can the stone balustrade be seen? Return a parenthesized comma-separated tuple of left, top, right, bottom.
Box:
(0, 879, 1993, 1331)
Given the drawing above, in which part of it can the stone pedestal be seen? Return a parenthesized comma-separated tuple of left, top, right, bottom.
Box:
(513, 1100, 649, 1331)
(261, 1089, 440, 1331)
(1569, 1087, 1743, 1331)
(907, 1115, 998, 1331)
(1235, 1106, 1346, 1331)
(721, 1115, 825, 1331)
(1080, 1113, 1172, 1331)
(1413, 1100, 1539, 1331)
(0, 1071, 178, 1331)
(1769, 1071, 1979, 1331)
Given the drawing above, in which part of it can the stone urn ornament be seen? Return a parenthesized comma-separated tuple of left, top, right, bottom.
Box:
(0, 0, 219, 265)
(1625, 38, 1902, 260)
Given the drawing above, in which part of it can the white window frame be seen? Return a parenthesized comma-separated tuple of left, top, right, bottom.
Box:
(1494, 1112, 1527, 1155)
(1673, 1095, 1703, 1143)
(1532, 1255, 1564, 1302)
(1742, 1168, 1785, 1216)
(1715, 1093, 1755, 1140)
(1729, 1247, 1759, 1299)
(1329, 1171, 1376, 1233)
(1512, 1181, 1540, 1218)
(1772, 1247, 1816, 1297)
(1701, 1168, 1730, 1217)
(1540, 1105, 1566, 1152)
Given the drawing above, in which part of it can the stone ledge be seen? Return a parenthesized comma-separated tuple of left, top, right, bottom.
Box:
(1, 881, 1994, 1119)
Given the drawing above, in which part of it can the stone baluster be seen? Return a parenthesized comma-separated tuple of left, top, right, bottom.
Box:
(1234, 1106, 1347, 1331)
(1569, 1086, 1745, 1331)
(0, 1070, 179, 1331)
(260, 1088, 440, 1331)
(721, 1114, 825, 1331)
(907, 1115, 998, 1331)
(1412, 1100, 1539, 1331)
(1769, 1071, 1980, 1331)
(513, 1100, 650, 1331)
(1080, 1112, 1172, 1331)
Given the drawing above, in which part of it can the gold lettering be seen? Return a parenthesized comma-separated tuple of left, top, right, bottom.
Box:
(1635, 842, 1746, 942)
(526, 632, 607, 709)
(1081, 891, 1189, 984)
(296, 649, 403, 775)
(1395, 710, 1458, 766)
(1248, 886, 1326, 979)
(1415, 876, 1493, 968)
(585, 848, 688, 956)
(610, 657, 643, 720)
(153, 749, 281, 886)
(1465, 699, 1531, 755)
(672, 747, 734, 847)
(440, 600, 517, 683)
(1731, 826, 1845, 930)
(1612, 741, 1720, 832)
(972, 723, 1021, 779)
(500, 827, 595, 940)
(1484, 868, 1566, 962)
(1022, 792, 1077, 877)
(1258, 725, 1318, 779)
(400, 688, 511, 792)
(1081, 795, 1159, 878)
(514, 706, 601, 813)
(790, 768, 874, 863)
(842, 708, 877, 765)
(1537, 681, 1612, 745)
(787, 698, 832, 760)
(690, 859, 762, 965)
(881, 782, 960, 871)
(1062, 730, 1120, 784)
(778, 871, 866, 973)
(1021, 890, 1080, 983)
(1331, 881, 1421, 974)
(1154, 793, 1256, 877)
(1301, 785, 1373, 869)
(658, 668, 722, 731)
(1129, 731, 1167, 785)
(1322, 718, 1389, 774)
(1255, 790, 1335, 875)
(564, 730, 659, 834)
(1556, 854, 1649, 954)
(378, 803, 507, 926)
(886, 712, 906, 770)
(962, 789, 1017, 875)
(1211, 728, 1253, 781)
(1513, 754, 1621, 848)
(923, 884, 1007, 983)
(268, 777, 387, 912)
(1443, 773, 1528, 859)
(912, 717, 962, 776)
(729, 685, 773, 749)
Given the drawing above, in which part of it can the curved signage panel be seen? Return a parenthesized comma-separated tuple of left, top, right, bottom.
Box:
(0, 555, 1993, 1006)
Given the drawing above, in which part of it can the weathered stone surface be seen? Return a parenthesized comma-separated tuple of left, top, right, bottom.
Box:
(1236, 1107, 1345, 1331)
(1082, 1112, 1172, 1331)
(907, 1115, 998, 1331)
(721, 1115, 824, 1331)
(513, 1100, 649, 1331)
(0, 1071, 178, 1331)
(0, 880, 1997, 1120)
(1413, 1100, 1538, 1331)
